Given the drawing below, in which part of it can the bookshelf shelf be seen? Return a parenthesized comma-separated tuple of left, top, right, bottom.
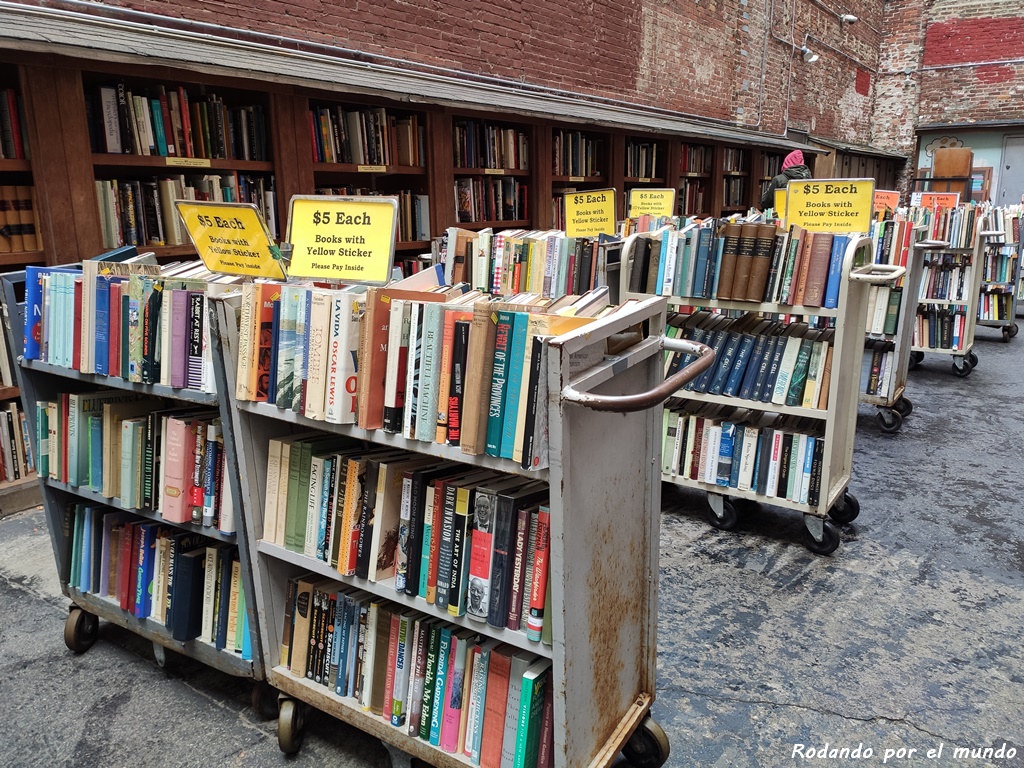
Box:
(551, 174, 607, 184)
(67, 587, 254, 677)
(1, 269, 264, 684)
(21, 360, 219, 404)
(622, 230, 899, 554)
(91, 154, 275, 173)
(213, 292, 675, 766)
(312, 162, 427, 176)
(455, 219, 531, 231)
(236, 400, 548, 481)
(394, 240, 431, 252)
(0, 251, 45, 267)
(917, 297, 970, 307)
(0, 385, 19, 399)
(624, 176, 665, 184)
(0, 158, 31, 172)
(452, 167, 530, 178)
(722, 171, 748, 177)
(44, 479, 240, 545)
(257, 539, 546, 657)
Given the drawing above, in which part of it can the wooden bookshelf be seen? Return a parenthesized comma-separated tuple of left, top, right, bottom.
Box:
(678, 141, 715, 217)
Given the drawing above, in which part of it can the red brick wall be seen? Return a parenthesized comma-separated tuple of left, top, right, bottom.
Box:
(6, 0, 884, 144)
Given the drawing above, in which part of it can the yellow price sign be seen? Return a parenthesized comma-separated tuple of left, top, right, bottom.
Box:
(287, 196, 397, 284)
(627, 188, 675, 218)
(174, 201, 285, 278)
(564, 188, 616, 238)
(786, 178, 874, 233)
(774, 188, 788, 224)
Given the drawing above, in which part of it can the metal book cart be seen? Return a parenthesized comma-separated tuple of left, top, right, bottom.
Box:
(975, 234, 1019, 341)
(0, 272, 264, 684)
(858, 230, 940, 433)
(620, 233, 905, 555)
(210, 292, 713, 768)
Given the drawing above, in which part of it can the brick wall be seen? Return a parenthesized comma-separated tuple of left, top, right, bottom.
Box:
(7, 0, 884, 144)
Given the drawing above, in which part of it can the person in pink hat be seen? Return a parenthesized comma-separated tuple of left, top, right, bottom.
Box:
(759, 149, 812, 210)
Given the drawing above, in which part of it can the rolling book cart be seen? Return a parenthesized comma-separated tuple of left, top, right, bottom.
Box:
(975, 235, 1019, 341)
(858, 229, 939, 433)
(620, 231, 905, 555)
(0, 272, 264, 683)
(211, 291, 713, 768)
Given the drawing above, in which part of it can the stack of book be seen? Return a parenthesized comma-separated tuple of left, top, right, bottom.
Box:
(454, 177, 528, 224)
(24, 248, 244, 395)
(552, 129, 601, 178)
(308, 105, 425, 167)
(453, 121, 529, 171)
(65, 503, 249, 650)
(37, 394, 235, 534)
(283, 577, 553, 766)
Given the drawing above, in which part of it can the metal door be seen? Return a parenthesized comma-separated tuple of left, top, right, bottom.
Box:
(997, 135, 1024, 205)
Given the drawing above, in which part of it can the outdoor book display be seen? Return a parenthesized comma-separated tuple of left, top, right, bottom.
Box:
(214, 278, 710, 767)
(619, 180, 905, 554)
(974, 206, 1021, 340)
(0, 255, 264, 681)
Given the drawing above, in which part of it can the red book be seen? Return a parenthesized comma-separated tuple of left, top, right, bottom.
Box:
(526, 506, 551, 640)
(6, 89, 23, 159)
(177, 87, 193, 158)
(382, 612, 401, 722)
(72, 278, 83, 371)
(254, 283, 280, 401)
(117, 521, 137, 610)
(109, 281, 122, 379)
(308, 110, 319, 161)
(480, 646, 513, 768)
(161, 416, 199, 524)
(60, 393, 70, 484)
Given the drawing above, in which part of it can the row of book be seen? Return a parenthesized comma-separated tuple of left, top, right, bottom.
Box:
(0, 184, 41, 253)
(625, 139, 660, 179)
(983, 205, 1021, 243)
(664, 311, 834, 410)
(0, 87, 25, 160)
(234, 270, 617, 468)
(723, 177, 747, 207)
(628, 221, 849, 309)
(913, 305, 967, 351)
(26, 251, 241, 395)
(761, 152, 782, 179)
(308, 105, 426, 167)
(283, 578, 553, 767)
(864, 285, 903, 336)
(552, 129, 602, 178)
(263, 439, 554, 635)
(309, 186, 431, 243)
(65, 504, 249, 650)
(679, 143, 713, 175)
(723, 147, 747, 173)
(0, 401, 33, 485)
(95, 173, 278, 249)
(918, 253, 972, 302)
(89, 82, 268, 160)
(661, 409, 826, 506)
(442, 226, 617, 298)
(906, 203, 979, 249)
(979, 244, 1016, 284)
(38, 393, 235, 533)
(863, 340, 897, 397)
(679, 178, 709, 216)
(454, 177, 528, 224)
(978, 291, 1013, 322)
(453, 121, 529, 171)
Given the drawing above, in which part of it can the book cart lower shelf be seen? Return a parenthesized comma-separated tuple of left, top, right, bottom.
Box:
(210, 293, 713, 768)
(0, 272, 264, 684)
(621, 234, 904, 555)
(975, 237, 1019, 342)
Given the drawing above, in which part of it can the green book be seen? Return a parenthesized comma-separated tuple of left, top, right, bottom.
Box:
(883, 288, 903, 336)
(284, 436, 345, 552)
(35, 403, 48, 479)
(234, 579, 246, 652)
(418, 623, 442, 740)
(514, 659, 552, 768)
(785, 338, 814, 407)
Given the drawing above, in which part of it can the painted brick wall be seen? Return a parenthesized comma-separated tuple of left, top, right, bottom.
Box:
(7, 0, 884, 144)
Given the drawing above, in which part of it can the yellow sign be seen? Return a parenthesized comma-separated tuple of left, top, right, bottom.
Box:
(786, 178, 874, 233)
(357, 165, 387, 173)
(564, 188, 616, 238)
(920, 192, 960, 210)
(484, 168, 505, 176)
(627, 188, 676, 218)
(287, 195, 397, 284)
(874, 190, 900, 217)
(166, 157, 211, 168)
(774, 189, 788, 223)
(174, 201, 285, 278)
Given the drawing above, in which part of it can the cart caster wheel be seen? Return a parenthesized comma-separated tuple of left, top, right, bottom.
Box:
(622, 716, 670, 768)
(278, 698, 305, 755)
(910, 350, 925, 364)
(877, 408, 903, 433)
(1010, 324, 1019, 338)
(152, 642, 171, 669)
(251, 682, 279, 721)
(968, 351, 979, 367)
(893, 396, 913, 418)
(63, 607, 99, 653)
(706, 499, 739, 531)
(828, 491, 860, 524)
(952, 360, 972, 377)
(802, 521, 840, 555)
(1002, 327, 1012, 342)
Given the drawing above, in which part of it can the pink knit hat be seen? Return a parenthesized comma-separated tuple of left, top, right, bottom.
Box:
(782, 150, 804, 170)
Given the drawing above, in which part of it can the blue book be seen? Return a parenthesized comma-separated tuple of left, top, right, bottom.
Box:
(749, 336, 778, 401)
(499, 312, 529, 459)
(88, 415, 103, 492)
(267, 297, 281, 404)
(823, 235, 848, 309)
(654, 231, 670, 294)
(800, 436, 816, 504)
(24, 265, 81, 360)
(716, 422, 735, 487)
(334, 596, 352, 696)
(315, 456, 335, 562)
(709, 235, 726, 298)
(429, 627, 452, 746)
(693, 228, 712, 299)
(149, 99, 168, 156)
(94, 276, 113, 375)
(728, 427, 745, 488)
(724, 335, 756, 397)
(215, 551, 235, 650)
(79, 505, 95, 592)
(708, 333, 742, 396)
(693, 331, 730, 394)
(485, 310, 515, 456)
(240, 606, 252, 660)
(739, 334, 769, 400)
(759, 335, 790, 403)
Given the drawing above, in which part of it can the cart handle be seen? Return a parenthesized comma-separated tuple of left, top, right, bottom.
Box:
(849, 263, 906, 285)
(915, 239, 950, 249)
(560, 337, 715, 413)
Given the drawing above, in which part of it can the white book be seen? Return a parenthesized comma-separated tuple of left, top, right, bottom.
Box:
(304, 289, 333, 421)
(235, 282, 256, 400)
(415, 302, 445, 442)
(200, 545, 220, 643)
(263, 438, 284, 544)
(765, 430, 784, 497)
(864, 286, 879, 333)
(799, 436, 815, 505)
(303, 455, 326, 558)
(500, 652, 536, 768)
(872, 285, 890, 333)
(704, 424, 722, 485)
(737, 426, 760, 492)
(661, 229, 679, 297)
(382, 299, 408, 431)
(671, 413, 686, 476)
(150, 535, 166, 621)
(474, 228, 494, 292)
(771, 335, 804, 405)
(466, 638, 499, 762)
(402, 302, 423, 439)
(98, 86, 122, 153)
(791, 434, 807, 502)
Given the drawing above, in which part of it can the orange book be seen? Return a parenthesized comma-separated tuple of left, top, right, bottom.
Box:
(791, 231, 817, 306)
(252, 282, 281, 401)
(801, 233, 834, 307)
(479, 645, 513, 768)
(434, 308, 473, 443)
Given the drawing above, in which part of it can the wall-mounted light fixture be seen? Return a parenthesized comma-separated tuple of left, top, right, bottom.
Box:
(800, 45, 820, 63)
(839, 13, 859, 24)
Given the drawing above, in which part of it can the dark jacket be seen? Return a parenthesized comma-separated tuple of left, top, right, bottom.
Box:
(759, 165, 812, 210)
